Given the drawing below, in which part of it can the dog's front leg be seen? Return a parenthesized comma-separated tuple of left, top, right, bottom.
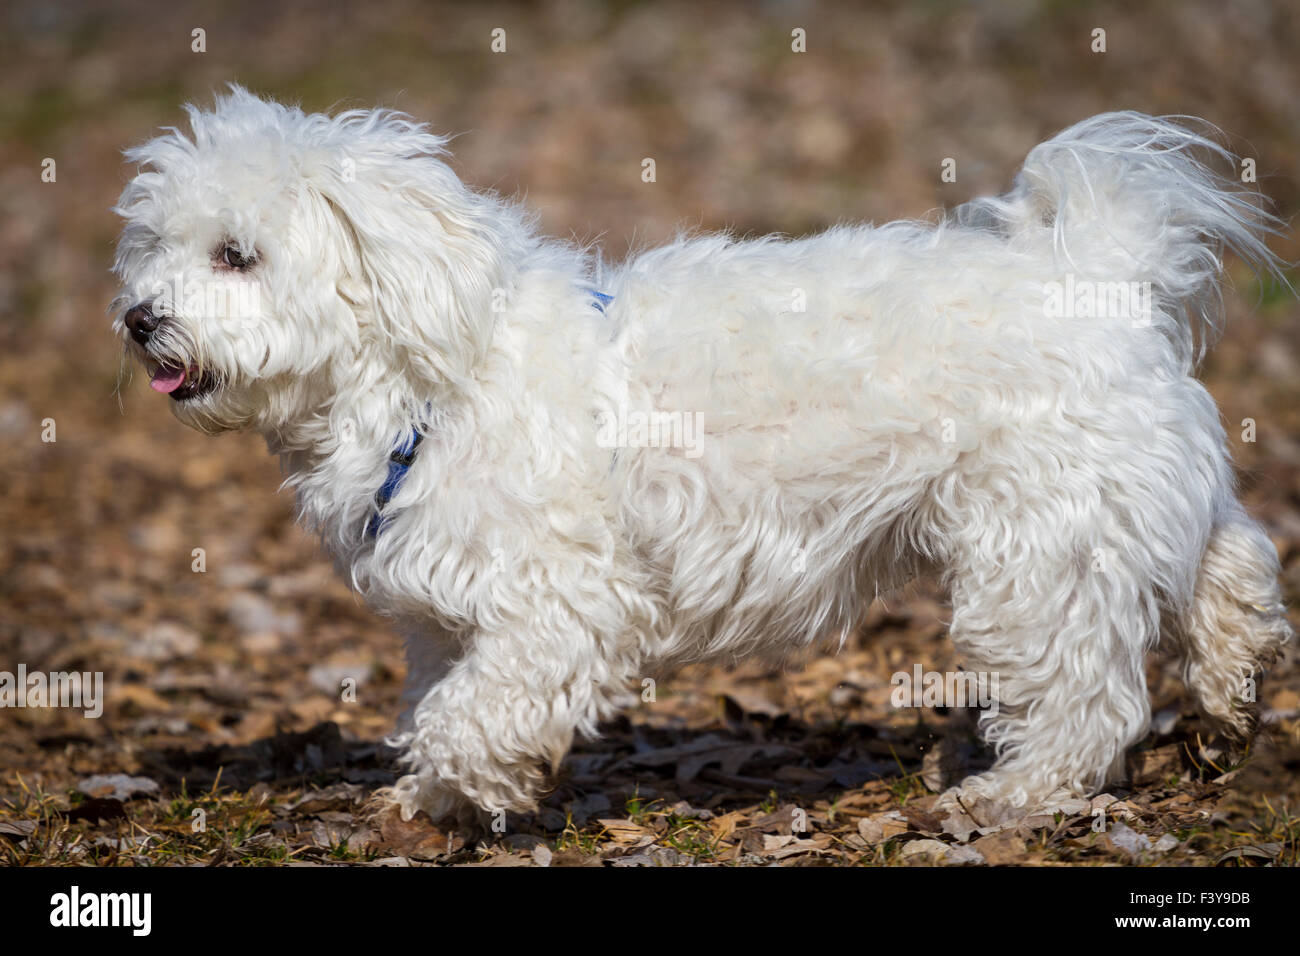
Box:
(387, 596, 639, 825)
(393, 630, 459, 738)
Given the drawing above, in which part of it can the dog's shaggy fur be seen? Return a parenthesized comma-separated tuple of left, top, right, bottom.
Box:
(112, 87, 1292, 821)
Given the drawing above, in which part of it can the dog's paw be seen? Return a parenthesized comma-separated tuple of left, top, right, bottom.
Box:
(387, 773, 479, 828)
(933, 783, 1017, 828)
(936, 772, 1083, 818)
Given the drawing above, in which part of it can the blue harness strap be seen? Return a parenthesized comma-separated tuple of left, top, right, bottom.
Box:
(365, 427, 423, 539)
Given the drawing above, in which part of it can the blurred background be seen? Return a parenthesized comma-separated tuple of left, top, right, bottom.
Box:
(0, 0, 1297, 865)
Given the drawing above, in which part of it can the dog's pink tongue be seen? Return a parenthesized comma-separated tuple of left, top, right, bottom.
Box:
(150, 367, 187, 393)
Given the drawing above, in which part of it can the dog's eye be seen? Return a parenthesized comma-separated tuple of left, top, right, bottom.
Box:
(221, 245, 255, 270)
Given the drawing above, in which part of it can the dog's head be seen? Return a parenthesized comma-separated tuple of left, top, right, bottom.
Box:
(111, 85, 512, 434)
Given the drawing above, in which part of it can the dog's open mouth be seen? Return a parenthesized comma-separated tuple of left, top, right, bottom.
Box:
(148, 362, 219, 401)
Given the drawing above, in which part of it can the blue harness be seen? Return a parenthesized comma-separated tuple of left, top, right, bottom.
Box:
(365, 427, 423, 539)
(365, 287, 612, 539)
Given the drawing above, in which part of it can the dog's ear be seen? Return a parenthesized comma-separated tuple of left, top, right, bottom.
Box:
(306, 112, 512, 389)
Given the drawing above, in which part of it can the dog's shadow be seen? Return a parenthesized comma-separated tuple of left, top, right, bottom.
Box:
(138, 699, 990, 832)
(539, 700, 992, 827)
(139, 721, 395, 795)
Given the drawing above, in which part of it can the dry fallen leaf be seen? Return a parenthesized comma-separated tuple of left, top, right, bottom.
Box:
(1126, 744, 1185, 786)
(971, 829, 1026, 865)
(77, 774, 160, 801)
(858, 810, 909, 844)
(377, 807, 461, 860)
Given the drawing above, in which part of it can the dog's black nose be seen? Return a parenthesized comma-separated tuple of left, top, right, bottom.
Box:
(124, 305, 159, 345)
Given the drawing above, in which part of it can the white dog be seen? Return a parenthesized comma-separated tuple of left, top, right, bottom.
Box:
(112, 87, 1292, 823)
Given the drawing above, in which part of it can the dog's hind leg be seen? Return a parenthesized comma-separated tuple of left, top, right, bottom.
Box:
(939, 507, 1158, 807)
(930, 423, 1195, 808)
(1170, 502, 1293, 742)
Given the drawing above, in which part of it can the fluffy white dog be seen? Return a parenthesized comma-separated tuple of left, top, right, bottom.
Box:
(112, 87, 1292, 823)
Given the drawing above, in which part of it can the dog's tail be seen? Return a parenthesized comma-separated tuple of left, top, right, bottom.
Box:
(960, 112, 1289, 361)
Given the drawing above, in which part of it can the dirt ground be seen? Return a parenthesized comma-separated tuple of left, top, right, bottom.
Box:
(1, 0, 1298, 866)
